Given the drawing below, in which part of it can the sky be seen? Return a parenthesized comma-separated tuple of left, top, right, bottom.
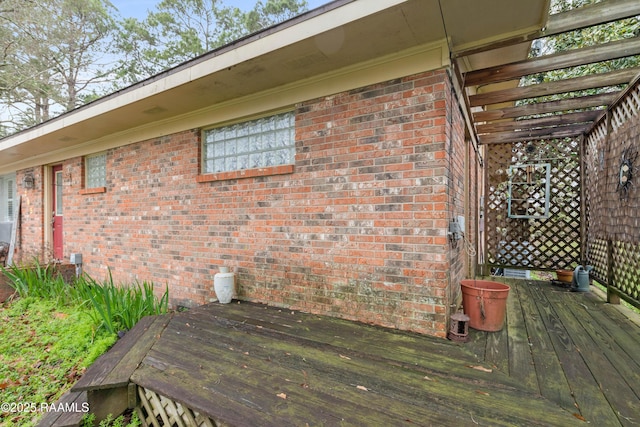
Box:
(111, 0, 331, 19)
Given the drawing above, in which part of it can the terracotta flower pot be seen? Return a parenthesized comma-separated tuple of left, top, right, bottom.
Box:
(461, 280, 510, 332)
(555, 269, 573, 283)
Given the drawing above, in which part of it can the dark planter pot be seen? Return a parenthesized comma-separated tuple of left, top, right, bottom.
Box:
(52, 263, 77, 284)
(0, 273, 14, 303)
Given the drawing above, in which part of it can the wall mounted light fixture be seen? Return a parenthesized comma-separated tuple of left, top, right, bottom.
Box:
(22, 173, 34, 189)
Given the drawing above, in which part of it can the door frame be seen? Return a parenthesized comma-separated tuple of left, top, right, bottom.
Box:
(43, 164, 63, 262)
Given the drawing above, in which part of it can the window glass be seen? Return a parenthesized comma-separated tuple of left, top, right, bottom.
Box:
(6, 179, 14, 220)
(202, 111, 295, 174)
(0, 174, 16, 222)
(55, 171, 63, 215)
(86, 153, 107, 188)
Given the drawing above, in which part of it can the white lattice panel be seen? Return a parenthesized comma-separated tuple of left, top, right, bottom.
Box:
(586, 120, 607, 171)
(612, 84, 640, 132)
(136, 386, 219, 427)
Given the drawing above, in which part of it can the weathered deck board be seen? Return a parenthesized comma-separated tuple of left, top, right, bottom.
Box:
(136, 334, 465, 425)
(180, 304, 524, 389)
(529, 285, 620, 426)
(62, 277, 640, 426)
(475, 279, 640, 426)
(36, 390, 87, 427)
(545, 289, 640, 425)
(132, 302, 579, 427)
(505, 281, 577, 411)
(72, 314, 171, 392)
(504, 282, 539, 392)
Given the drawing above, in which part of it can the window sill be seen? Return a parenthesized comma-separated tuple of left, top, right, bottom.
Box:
(197, 164, 294, 183)
(79, 187, 106, 195)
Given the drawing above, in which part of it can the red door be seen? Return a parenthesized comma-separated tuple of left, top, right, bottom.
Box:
(52, 165, 63, 260)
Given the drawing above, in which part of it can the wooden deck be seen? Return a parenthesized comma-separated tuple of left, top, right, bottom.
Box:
(55, 279, 640, 426)
(467, 279, 640, 426)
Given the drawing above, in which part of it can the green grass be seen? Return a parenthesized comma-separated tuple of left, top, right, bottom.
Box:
(82, 411, 141, 427)
(0, 262, 170, 426)
(0, 298, 117, 426)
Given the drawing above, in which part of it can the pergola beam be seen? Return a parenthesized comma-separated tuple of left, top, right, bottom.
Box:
(464, 37, 640, 87)
(544, 0, 640, 37)
(472, 92, 617, 122)
(452, 0, 640, 58)
(475, 110, 602, 134)
(478, 124, 590, 144)
(469, 67, 640, 107)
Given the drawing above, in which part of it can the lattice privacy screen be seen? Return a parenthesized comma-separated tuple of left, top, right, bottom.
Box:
(584, 82, 640, 304)
(136, 386, 219, 427)
(485, 138, 581, 270)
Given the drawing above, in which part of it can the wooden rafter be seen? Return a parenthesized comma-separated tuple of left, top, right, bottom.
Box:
(472, 92, 617, 122)
(464, 37, 640, 87)
(543, 0, 640, 38)
(479, 124, 591, 145)
(475, 110, 602, 134)
(469, 67, 640, 107)
(459, 0, 640, 146)
(452, 0, 640, 58)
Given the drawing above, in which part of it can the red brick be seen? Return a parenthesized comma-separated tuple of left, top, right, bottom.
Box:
(14, 69, 476, 339)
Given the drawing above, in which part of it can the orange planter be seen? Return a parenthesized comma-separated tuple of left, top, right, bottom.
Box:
(555, 269, 573, 283)
(461, 280, 510, 332)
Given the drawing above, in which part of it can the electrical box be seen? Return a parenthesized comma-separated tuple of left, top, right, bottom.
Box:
(448, 216, 466, 241)
(457, 215, 465, 234)
(449, 218, 462, 240)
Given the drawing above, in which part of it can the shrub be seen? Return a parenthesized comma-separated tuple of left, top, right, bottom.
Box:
(2, 262, 169, 335)
(77, 272, 169, 334)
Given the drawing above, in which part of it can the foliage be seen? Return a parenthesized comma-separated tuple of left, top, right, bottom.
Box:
(79, 272, 169, 334)
(2, 260, 170, 334)
(111, 0, 308, 85)
(0, 262, 169, 425)
(0, 298, 117, 426)
(0, 0, 117, 135)
(82, 411, 141, 427)
(1, 0, 309, 135)
(520, 0, 640, 103)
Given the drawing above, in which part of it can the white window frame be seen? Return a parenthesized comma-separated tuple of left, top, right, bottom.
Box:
(85, 152, 107, 188)
(0, 173, 16, 222)
(202, 111, 295, 174)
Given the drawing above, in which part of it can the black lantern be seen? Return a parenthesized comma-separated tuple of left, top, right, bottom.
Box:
(22, 173, 34, 189)
(447, 312, 470, 342)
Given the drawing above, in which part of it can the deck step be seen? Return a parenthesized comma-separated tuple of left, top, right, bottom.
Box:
(35, 390, 87, 427)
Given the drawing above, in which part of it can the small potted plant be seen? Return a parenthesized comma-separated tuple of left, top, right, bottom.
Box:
(555, 269, 573, 283)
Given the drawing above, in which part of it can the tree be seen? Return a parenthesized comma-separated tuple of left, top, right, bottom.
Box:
(111, 0, 308, 85)
(522, 0, 640, 100)
(0, 0, 309, 136)
(0, 0, 117, 135)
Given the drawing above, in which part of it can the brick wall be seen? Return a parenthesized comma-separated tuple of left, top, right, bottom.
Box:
(16, 166, 46, 261)
(18, 69, 472, 337)
(449, 79, 481, 311)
